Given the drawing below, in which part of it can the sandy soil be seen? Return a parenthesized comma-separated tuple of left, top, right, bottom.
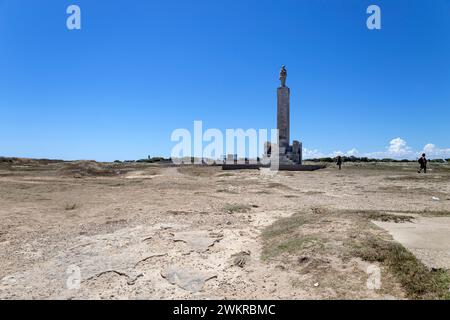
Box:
(0, 160, 449, 299)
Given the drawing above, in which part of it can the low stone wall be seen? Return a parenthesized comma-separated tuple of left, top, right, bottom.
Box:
(222, 164, 325, 171)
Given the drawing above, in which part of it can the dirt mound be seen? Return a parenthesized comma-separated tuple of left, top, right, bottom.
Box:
(61, 161, 128, 177)
(0, 157, 63, 165)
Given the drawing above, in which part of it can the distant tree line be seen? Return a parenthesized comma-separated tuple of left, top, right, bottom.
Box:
(112, 155, 450, 164)
(114, 157, 171, 164)
(307, 156, 449, 163)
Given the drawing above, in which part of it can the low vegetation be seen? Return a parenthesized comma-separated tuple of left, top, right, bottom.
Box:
(261, 208, 450, 299)
(352, 236, 450, 299)
(63, 161, 127, 177)
(341, 210, 415, 223)
(177, 165, 218, 177)
(222, 203, 252, 214)
(307, 156, 449, 163)
(64, 203, 77, 211)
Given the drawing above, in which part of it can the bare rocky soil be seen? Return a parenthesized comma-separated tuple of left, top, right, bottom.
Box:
(0, 159, 449, 299)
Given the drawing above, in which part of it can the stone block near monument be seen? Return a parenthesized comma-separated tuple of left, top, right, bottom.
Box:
(222, 65, 325, 171)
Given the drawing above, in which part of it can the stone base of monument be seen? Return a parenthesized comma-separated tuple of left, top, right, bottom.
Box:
(276, 164, 326, 171)
(221, 164, 325, 171)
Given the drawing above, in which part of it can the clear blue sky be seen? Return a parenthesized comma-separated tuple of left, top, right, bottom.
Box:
(1, 0, 449, 161)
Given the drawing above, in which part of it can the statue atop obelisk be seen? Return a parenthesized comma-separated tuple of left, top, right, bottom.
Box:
(279, 65, 287, 87)
(263, 66, 303, 165)
(277, 65, 290, 148)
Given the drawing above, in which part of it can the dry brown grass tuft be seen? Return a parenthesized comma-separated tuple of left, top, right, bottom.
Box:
(222, 203, 252, 214)
(64, 203, 77, 211)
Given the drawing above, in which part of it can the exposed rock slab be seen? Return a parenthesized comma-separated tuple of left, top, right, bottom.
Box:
(0, 225, 165, 298)
(173, 231, 222, 252)
(161, 267, 217, 292)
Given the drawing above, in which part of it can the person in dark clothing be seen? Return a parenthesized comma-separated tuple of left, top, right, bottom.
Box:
(418, 153, 427, 173)
(336, 155, 342, 170)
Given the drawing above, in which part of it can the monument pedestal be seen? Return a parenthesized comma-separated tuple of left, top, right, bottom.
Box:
(222, 66, 316, 171)
(275, 85, 302, 165)
(277, 86, 290, 148)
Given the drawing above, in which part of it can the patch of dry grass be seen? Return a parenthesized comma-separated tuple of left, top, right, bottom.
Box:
(262, 236, 322, 260)
(64, 203, 77, 211)
(366, 213, 414, 223)
(384, 174, 450, 182)
(261, 208, 450, 299)
(354, 209, 450, 218)
(415, 210, 450, 217)
(261, 213, 312, 238)
(216, 188, 239, 194)
(343, 210, 415, 223)
(222, 203, 252, 214)
(216, 173, 234, 177)
(352, 236, 450, 299)
(266, 182, 294, 191)
(61, 161, 130, 177)
(177, 165, 218, 177)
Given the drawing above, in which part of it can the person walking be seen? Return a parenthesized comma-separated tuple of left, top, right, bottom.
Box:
(418, 153, 427, 173)
(336, 155, 343, 170)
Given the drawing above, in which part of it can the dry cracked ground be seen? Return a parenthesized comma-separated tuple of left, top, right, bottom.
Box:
(0, 159, 450, 300)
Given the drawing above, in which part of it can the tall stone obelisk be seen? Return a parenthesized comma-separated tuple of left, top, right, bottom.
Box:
(277, 65, 290, 149)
